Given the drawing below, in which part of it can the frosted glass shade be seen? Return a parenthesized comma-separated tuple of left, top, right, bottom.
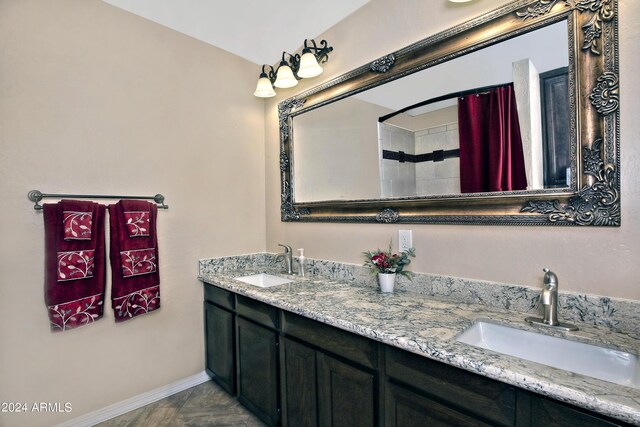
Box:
(274, 65, 298, 88)
(253, 76, 276, 98)
(297, 52, 323, 78)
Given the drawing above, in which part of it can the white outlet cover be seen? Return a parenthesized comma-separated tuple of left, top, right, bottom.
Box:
(399, 230, 412, 252)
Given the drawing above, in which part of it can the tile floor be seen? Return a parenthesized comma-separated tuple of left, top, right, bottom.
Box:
(96, 380, 266, 426)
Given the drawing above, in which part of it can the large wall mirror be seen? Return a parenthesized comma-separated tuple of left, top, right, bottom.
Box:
(279, 0, 620, 226)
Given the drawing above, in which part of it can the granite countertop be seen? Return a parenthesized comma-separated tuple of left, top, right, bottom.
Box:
(199, 268, 640, 425)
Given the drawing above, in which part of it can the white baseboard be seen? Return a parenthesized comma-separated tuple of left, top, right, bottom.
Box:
(55, 371, 210, 427)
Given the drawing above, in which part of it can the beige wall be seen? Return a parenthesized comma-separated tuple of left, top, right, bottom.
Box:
(294, 96, 390, 201)
(0, 1, 265, 426)
(265, 0, 640, 301)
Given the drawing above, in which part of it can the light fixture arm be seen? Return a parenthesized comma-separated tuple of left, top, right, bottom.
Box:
(276, 52, 301, 78)
(261, 64, 277, 83)
(277, 40, 333, 79)
(303, 39, 333, 64)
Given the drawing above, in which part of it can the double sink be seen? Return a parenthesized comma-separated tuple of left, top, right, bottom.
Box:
(234, 273, 639, 391)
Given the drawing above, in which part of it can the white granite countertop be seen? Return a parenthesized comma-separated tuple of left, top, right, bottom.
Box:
(199, 269, 640, 425)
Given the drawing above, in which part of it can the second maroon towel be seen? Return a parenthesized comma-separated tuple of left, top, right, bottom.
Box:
(108, 200, 160, 322)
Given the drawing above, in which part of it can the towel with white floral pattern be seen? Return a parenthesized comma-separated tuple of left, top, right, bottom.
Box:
(43, 200, 106, 332)
(123, 210, 149, 237)
(63, 210, 92, 240)
(108, 200, 160, 322)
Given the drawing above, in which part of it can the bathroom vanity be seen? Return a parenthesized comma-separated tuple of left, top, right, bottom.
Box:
(197, 0, 635, 423)
(199, 264, 639, 427)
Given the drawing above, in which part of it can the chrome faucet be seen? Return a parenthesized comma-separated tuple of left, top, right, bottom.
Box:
(526, 268, 578, 331)
(276, 244, 294, 274)
(541, 268, 559, 325)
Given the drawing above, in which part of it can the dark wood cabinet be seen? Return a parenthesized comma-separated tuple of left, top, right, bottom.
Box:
(283, 339, 377, 427)
(282, 311, 378, 370)
(204, 301, 235, 394)
(237, 317, 280, 427)
(282, 337, 318, 427)
(281, 312, 377, 427)
(385, 346, 515, 426)
(385, 346, 631, 427)
(281, 338, 376, 427)
(385, 382, 492, 427)
(203, 284, 632, 427)
(317, 351, 376, 427)
(523, 392, 624, 427)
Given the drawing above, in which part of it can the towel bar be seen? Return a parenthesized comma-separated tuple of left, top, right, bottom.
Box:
(27, 190, 169, 210)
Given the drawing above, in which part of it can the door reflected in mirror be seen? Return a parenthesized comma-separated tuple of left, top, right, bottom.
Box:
(292, 21, 569, 203)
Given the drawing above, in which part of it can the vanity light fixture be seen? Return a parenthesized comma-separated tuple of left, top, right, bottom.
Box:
(253, 39, 333, 98)
(274, 55, 298, 89)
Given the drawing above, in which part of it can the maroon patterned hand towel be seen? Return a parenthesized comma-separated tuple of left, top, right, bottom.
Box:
(43, 200, 106, 332)
(109, 200, 160, 322)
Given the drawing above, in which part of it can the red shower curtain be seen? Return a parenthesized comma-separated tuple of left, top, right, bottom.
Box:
(457, 84, 527, 193)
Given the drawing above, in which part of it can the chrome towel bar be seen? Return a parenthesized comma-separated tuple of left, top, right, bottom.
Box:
(27, 190, 169, 210)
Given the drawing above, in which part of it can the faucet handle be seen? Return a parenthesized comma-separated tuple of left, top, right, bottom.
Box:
(278, 243, 292, 253)
(542, 268, 558, 288)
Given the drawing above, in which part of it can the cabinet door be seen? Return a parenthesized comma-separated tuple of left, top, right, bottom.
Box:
(237, 317, 279, 426)
(282, 338, 318, 427)
(317, 352, 375, 427)
(528, 394, 623, 427)
(204, 302, 235, 394)
(385, 382, 493, 427)
(385, 346, 515, 426)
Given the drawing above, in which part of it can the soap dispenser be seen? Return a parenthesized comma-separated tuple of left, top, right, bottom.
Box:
(297, 248, 306, 277)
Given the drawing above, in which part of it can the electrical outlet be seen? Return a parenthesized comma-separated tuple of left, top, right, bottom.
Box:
(399, 230, 412, 252)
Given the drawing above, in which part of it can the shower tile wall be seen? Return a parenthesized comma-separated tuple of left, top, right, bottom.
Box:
(415, 123, 460, 195)
(379, 123, 416, 198)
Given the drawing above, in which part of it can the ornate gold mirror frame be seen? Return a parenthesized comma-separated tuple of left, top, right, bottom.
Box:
(279, 0, 619, 226)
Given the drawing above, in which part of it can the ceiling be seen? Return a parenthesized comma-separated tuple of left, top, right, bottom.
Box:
(102, 0, 370, 65)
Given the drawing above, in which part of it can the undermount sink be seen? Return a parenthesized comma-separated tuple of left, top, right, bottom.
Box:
(456, 320, 640, 389)
(234, 273, 293, 288)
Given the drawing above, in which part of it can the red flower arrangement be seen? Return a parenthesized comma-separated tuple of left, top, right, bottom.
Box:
(363, 242, 416, 278)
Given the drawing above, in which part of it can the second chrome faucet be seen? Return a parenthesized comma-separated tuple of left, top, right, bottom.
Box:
(525, 268, 578, 331)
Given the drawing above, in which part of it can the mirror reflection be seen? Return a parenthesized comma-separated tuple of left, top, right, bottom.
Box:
(293, 21, 569, 203)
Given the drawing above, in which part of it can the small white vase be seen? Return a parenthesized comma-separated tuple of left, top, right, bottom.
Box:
(378, 272, 396, 293)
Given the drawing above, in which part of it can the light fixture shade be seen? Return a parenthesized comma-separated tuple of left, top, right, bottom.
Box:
(274, 64, 298, 88)
(253, 76, 276, 98)
(297, 52, 323, 78)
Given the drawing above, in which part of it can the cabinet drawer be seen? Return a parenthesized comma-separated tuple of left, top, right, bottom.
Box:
(528, 394, 625, 427)
(385, 382, 492, 427)
(237, 295, 278, 329)
(386, 346, 516, 427)
(282, 311, 377, 369)
(204, 284, 235, 310)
